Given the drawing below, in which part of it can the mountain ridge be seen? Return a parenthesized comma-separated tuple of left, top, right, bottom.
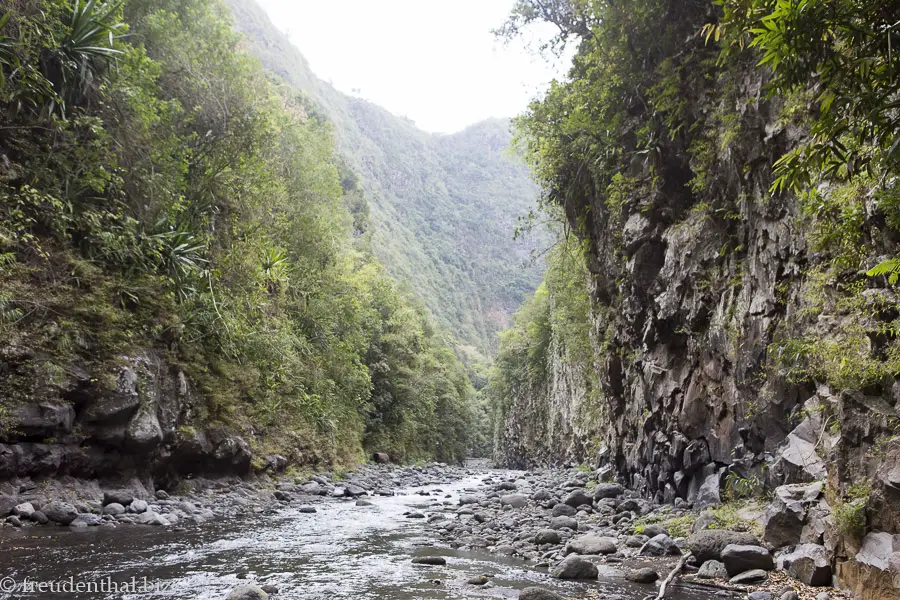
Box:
(224, 0, 549, 355)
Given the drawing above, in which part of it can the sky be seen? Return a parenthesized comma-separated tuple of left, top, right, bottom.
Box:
(254, 0, 572, 134)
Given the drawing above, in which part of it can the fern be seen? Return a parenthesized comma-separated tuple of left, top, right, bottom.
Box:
(867, 258, 900, 285)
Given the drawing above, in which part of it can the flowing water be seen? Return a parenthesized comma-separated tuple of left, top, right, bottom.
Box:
(0, 471, 719, 599)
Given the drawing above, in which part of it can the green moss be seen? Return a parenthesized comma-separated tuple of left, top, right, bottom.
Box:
(834, 481, 871, 535)
(634, 512, 697, 538)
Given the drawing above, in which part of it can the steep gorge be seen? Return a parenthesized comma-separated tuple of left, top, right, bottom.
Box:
(491, 0, 900, 596)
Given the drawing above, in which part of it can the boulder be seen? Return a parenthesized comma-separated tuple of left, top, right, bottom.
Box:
(687, 530, 760, 563)
(694, 470, 722, 509)
(372, 452, 390, 464)
(300, 482, 322, 496)
(519, 588, 565, 600)
(721, 545, 774, 576)
(102, 503, 125, 516)
(626, 568, 659, 583)
(761, 485, 813, 548)
(549, 516, 578, 530)
(534, 529, 560, 545)
(639, 534, 682, 557)
(593, 483, 623, 500)
(551, 555, 599, 579)
(551, 503, 577, 517)
(563, 489, 592, 508)
(697, 559, 729, 579)
(103, 490, 134, 506)
(129, 499, 149, 514)
(264, 455, 288, 473)
(779, 543, 832, 586)
(566, 534, 617, 555)
(343, 484, 366, 498)
(11, 403, 75, 438)
(13, 502, 34, 518)
(500, 494, 527, 509)
(729, 569, 768, 584)
(43, 501, 78, 525)
(30, 510, 48, 524)
(0, 494, 17, 517)
(125, 407, 163, 452)
(411, 556, 446, 565)
(226, 584, 269, 600)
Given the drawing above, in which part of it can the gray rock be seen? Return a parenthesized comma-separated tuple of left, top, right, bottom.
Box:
(30, 510, 48, 524)
(300, 482, 322, 496)
(642, 524, 668, 538)
(43, 501, 78, 525)
(298, 506, 317, 514)
(519, 588, 565, 600)
(459, 495, 479, 505)
(639, 533, 682, 556)
(0, 494, 18, 517)
(411, 556, 446, 565)
(697, 559, 729, 579)
(103, 490, 134, 506)
(761, 485, 813, 548)
(71, 513, 103, 527)
(748, 592, 772, 600)
(534, 529, 560, 545)
(563, 490, 592, 508)
(688, 530, 760, 563)
(549, 516, 578, 530)
(626, 568, 659, 583)
(779, 544, 832, 586)
(566, 534, 617, 555)
(13, 502, 34, 518)
(551, 555, 598, 579)
(721, 545, 774, 576)
(467, 575, 489, 585)
(129, 499, 149, 514)
(226, 584, 269, 600)
(551, 503, 577, 517)
(695, 471, 722, 509)
(155, 490, 170, 500)
(5, 516, 22, 527)
(729, 569, 768, 584)
(125, 407, 163, 452)
(533, 490, 552, 501)
(344, 484, 366, 497)
(780, 592, 800, 600)
(500, 494, 528, 509)
(356, 499, 373, 507)
(593, 483, 623, 500)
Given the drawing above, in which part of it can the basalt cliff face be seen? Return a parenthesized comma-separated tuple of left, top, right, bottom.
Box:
(492, 8, 900, 597)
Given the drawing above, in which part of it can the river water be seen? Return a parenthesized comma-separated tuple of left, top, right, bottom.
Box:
(0, 471, 717, 599)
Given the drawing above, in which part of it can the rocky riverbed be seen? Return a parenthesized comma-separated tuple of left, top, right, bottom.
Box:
(0, 462, 855, 600)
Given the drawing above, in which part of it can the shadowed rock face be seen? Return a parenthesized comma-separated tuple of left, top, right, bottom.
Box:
(0, 352, 252, 483)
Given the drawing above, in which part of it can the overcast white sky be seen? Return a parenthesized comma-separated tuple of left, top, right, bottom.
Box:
(255, 0, 571, 134)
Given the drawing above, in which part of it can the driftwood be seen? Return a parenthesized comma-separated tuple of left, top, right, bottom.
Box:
(643, 552, 691, 600)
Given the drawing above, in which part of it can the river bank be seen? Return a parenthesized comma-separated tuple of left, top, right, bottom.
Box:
(0, 462, 854, 600)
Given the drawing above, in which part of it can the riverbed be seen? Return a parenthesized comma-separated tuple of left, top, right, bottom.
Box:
(0, 469, 719, 600)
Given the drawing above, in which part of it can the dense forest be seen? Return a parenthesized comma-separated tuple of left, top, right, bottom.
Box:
(0, 0, 496, 471)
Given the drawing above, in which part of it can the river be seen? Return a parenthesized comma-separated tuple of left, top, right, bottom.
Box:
(0, 469, 719, 600)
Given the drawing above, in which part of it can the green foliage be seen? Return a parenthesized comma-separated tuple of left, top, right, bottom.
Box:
(834, 481, 872, 535)
(634, 511, 697, 538)
(0, 0, 476, 467)
(723, 471, 763, 501)
(225, 0, 550, 356)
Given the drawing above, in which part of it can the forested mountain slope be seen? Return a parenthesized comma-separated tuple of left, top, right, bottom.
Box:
(0, 0, 476, 482)
(224, 0, 549, 355)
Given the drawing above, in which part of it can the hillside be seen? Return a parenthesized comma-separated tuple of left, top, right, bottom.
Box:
(224, 0, 549, 355)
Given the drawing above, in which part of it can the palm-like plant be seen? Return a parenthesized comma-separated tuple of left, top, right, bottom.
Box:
(260, 247, 291, 293)
(0, 12, 18, 89)
(44, 0, 126, 115)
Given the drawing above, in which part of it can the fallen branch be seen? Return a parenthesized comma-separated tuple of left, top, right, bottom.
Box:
(644, 552, 691, 600)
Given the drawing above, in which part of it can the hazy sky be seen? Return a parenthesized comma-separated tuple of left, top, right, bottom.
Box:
(255, 0, 571, 134)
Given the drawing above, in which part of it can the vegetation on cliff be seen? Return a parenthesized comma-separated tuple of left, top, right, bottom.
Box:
(0, 0, 477, 466)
